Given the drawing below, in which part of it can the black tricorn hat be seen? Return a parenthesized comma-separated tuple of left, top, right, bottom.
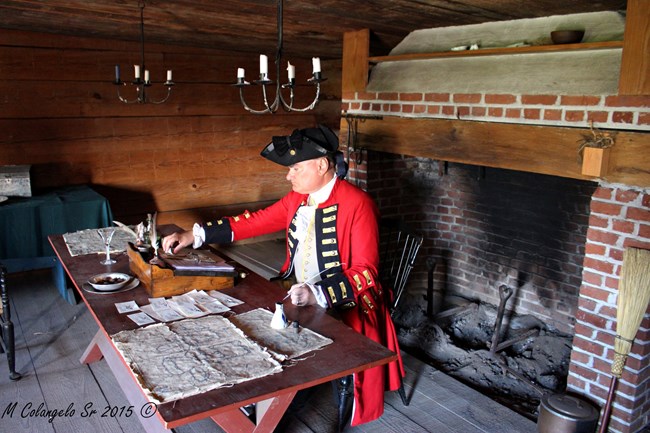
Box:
(260, 124, 339, 166)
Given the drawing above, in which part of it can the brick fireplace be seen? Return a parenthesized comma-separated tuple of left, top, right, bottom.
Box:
(341, 90, 650, 432)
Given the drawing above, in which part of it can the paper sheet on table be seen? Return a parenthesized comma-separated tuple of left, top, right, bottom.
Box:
(63, 227, 137, 257)
(208, 290, 244, 307)
(112, 315, 283, 402)
(228, 308, 333, 361)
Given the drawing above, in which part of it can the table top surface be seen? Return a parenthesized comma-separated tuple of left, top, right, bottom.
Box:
(48, 226, 398, 427)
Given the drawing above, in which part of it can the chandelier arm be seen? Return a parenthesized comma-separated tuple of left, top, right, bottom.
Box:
(147, 87, 173, 104)
(116, 86, 143, 104)
(279, 83, 321, 112)
(278, 87, 295, 111)
(239, 88, 272, 114)
(262, 82, 282, 112)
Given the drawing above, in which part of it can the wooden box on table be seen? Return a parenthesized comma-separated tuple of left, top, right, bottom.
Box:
(127, 243, 235, 298)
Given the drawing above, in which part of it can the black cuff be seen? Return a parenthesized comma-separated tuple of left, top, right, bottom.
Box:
(203, 219, 233, 244)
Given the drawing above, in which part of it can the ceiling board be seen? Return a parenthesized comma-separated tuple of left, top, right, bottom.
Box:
(0, 0, 628, 58)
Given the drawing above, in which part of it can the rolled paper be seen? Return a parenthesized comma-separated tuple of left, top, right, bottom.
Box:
(312, 57, 321, 73)
(259, 54, 268, 75)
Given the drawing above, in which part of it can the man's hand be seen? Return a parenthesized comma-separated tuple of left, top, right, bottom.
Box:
(288, 283, 317, 307)
(161, 230, 193, 254)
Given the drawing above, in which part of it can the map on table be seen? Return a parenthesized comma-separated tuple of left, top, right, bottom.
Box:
(111, 309, 333, 402)
(230, 308, 333, 361)
(63, 227, 136, 257)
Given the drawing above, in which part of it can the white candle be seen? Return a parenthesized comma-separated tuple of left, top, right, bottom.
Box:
(312, 57, 321, 73)
(259, 54, 268, 75)
(167, 70, 172, 81)
(237, 68, 245, 79)
(287, 62, 295, 80)
(134, 65, 141, 79)
(144, 69, 150, 83)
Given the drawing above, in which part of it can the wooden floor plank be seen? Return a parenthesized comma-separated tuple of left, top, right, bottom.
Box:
(0, 283, 55, 433)
(4, 270, 126, 433)
(87, 359, 161, 433)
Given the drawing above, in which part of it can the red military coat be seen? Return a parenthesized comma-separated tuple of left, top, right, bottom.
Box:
(203, 178, 404, 426)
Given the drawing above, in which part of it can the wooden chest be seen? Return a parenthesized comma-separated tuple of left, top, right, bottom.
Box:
(0, 165, 31, 197)
(127, 244, 235, 298)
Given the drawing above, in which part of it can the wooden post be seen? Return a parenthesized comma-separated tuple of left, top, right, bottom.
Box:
(619, 0, 650, 95)
(342, 29, 370, 95)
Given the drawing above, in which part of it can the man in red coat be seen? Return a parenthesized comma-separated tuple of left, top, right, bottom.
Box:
(162, 124, 404, 426)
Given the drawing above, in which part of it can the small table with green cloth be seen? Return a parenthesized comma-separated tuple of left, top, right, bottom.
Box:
(0, 185, 113, 302)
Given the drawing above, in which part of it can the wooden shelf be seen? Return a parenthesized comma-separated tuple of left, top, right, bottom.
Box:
(368, 41, 624, 63)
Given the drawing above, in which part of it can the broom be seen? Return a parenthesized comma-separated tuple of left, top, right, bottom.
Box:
(598, 247, 650, 433)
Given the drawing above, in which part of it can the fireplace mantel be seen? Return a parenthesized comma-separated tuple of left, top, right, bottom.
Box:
(339, 116, 650, 187)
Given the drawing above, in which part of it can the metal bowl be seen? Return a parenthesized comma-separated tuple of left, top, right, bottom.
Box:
(550, 30, 584, 45)
(537, 393, 598, 433)
(88, 272, 131, 292)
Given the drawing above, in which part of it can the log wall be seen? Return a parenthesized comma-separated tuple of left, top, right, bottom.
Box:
(0, 29, 342, 229)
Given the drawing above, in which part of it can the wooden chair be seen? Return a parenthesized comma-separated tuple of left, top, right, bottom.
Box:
(336, 219, 423, 430)
(378, 218, 423, 318)
(0, 264, 21, 380)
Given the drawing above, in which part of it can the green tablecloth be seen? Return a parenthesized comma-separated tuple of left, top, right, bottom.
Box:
(0, 185, 113, 260)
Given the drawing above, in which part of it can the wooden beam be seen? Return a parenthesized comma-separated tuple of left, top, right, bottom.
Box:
(619, 0, 650, 95)
(368, 41, 623, 63)
(342, 29, 369, 95)
(340, 116, 650, 187)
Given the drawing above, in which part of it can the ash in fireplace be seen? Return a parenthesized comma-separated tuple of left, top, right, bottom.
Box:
(393, 293, 573, 419)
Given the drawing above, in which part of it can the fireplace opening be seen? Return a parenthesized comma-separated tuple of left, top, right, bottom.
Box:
(368, 154, 598, 421)
(394, 293, 574, 419)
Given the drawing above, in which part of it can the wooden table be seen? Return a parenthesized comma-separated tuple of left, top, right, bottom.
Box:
(48, 229, 398, 433)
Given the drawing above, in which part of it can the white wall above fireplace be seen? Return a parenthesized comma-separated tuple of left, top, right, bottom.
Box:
(368, 11, 626, 95)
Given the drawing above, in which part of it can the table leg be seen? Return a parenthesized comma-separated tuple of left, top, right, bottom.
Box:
(79, 331, 104, 364)
(81, 330, 172, 433)
(210, 391, 297, 433)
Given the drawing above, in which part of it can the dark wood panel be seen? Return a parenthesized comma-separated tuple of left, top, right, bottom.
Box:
(0, 29, 340, 225)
